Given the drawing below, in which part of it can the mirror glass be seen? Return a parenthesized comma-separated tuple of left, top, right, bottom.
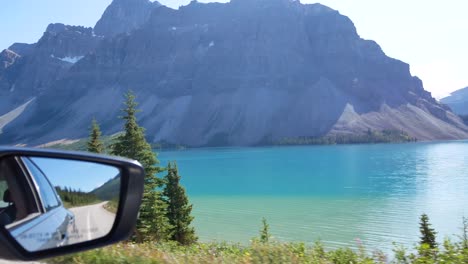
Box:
(0, 156, 121, 252)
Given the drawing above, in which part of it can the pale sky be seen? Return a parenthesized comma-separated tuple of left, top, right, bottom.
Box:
(32, 157, 120, 193)
(1, 0, 467, 99)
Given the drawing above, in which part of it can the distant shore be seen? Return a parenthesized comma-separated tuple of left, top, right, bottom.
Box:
(41, 129, 417, 151)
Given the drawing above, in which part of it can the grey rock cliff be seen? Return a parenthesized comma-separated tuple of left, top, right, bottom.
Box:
(94, 0, 161, 37)
(0, 24, 100, 115)
(0, 49, 20, 71)
(8, 43, 36, 56)
(1, 0, 467, 145)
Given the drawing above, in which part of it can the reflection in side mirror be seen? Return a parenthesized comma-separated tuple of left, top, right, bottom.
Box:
(0, 156, 121, 252)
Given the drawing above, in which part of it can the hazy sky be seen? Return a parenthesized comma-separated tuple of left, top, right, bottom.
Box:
(32, 157, 120, 192)
(1, 0, 467, 99)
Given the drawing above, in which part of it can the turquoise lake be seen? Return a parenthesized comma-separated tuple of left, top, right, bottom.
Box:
(158, 141, 468, 252)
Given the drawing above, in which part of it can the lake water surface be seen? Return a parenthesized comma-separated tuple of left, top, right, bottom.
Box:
(158, 141, 468, 252)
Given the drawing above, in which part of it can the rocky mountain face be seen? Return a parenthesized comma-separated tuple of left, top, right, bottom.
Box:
(0, 49, 20, 71)
(441, 87, 468, 115)
(0, 24, 101, 115)
(94, 0, 161, 37)
(8, 43, 36, 57)
(0, 43, 37, 74)
(1, 0, 467, 146)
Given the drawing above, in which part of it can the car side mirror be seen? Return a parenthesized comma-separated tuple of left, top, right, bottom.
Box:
(0, 147, 144, 261)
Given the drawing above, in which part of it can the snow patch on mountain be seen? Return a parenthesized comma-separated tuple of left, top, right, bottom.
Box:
(50, 54, 84, 64)
(59, 56, 84, 64)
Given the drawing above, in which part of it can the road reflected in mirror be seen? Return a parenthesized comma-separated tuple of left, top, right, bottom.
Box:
(0, 156, 120, 252)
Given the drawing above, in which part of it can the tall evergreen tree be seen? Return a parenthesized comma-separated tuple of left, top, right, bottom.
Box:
(87, 119, 105, 153)
(111, 91, 170, 242)
(163, 162, 197, 245)
(419, 213, 437, 249)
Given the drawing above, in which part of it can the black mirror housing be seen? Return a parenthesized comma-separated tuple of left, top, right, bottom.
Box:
(0, 147, 144, 261)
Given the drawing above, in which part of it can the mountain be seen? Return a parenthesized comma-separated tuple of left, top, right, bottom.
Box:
(94, 0, 161, 37)
(91, 176, 120, 201)
(0, 23, 101, 116)
(440, 87, 468, 115)
(1, 0, 467, 146)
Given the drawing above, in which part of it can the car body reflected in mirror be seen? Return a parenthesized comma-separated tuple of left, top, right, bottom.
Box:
(0, 156, 121, 252)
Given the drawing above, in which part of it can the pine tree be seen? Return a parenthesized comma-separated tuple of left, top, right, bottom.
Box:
(259, 217, 271, 243)
(111, 91, 170, 242)
(163, 162, 197, 245)
(87, 118, 105, 153)
(419, 213, 437, 249)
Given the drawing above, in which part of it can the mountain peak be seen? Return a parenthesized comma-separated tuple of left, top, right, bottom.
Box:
(229, 0, 300, 7)
(94, 0, 161, 37)
(232, 0, 299, 3)
(440, 87, 468, 115)
(45, 23, 93, 37)
(45, 23, 67, 34)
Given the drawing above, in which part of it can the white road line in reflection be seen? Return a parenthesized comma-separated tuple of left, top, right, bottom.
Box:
(87, 211, 91, 241)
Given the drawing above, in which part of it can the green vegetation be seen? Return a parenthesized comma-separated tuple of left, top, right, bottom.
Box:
(45, 136, 188, 152)
(267, 130, 417, 146)
(45, 134, 118, 152)
(87, 118, 105, 153)
(48, 241, 377, 264)
(106, 92, 197, 244)
(60, 91, 198, 245)
(91, 176, 120, 201)
(152, 140, 188, 151)
(420, 214, 437, 249)
(103, 199, 119, 214)
(259, 218, 271, 244)
(48, 215, 468, 264)
(461, 217, 468, 250)
(46, 129, 417, 152)
(55, 186, 100, 208)
(163, 162, 197, 245)
(110, 91, 170, 242)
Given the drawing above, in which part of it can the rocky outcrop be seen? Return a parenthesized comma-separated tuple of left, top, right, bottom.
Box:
(94, 0, 161, 37)
(0, 24, 101, 115)
(1, 0, 467, 145)
(0, 49, 20, 70)
(40, 23, 100, 59)
(0, 43, 35, 75)
(8, 43, 36, 56)
(440, 87, 468, 115)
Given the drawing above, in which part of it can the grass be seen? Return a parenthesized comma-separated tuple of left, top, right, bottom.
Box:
(45, 212, 468, 264)
(46, 216, 468, 264)
(47, 241, 379, 264)
(46, 238, 468, 264)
